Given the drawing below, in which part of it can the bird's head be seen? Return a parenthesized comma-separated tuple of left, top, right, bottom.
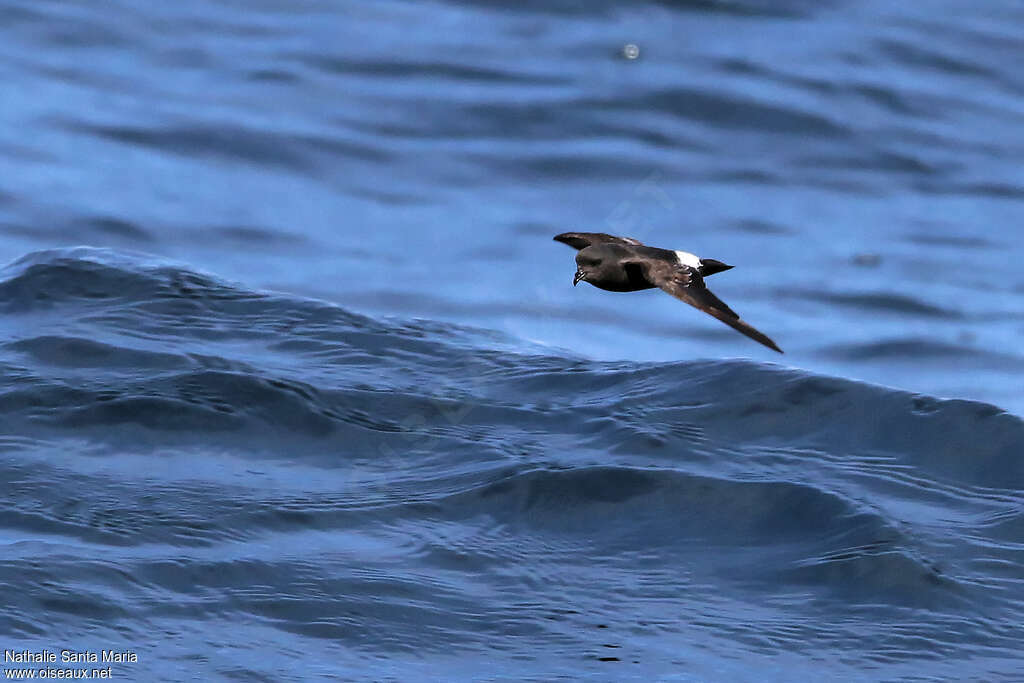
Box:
(573, 252, 600, 286)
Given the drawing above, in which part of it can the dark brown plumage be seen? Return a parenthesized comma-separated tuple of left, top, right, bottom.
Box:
(554, 232, 782, 353)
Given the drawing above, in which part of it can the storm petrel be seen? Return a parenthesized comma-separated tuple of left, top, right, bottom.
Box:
(554, 232, 782, 353)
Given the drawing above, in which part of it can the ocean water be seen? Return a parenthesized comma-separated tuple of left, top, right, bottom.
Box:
(1, 0, 1023, 680)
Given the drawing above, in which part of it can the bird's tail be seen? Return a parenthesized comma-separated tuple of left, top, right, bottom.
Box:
(698, 258, 733, 277)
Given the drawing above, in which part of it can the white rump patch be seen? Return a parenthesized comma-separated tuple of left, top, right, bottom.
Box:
(673, 250, 701, 269)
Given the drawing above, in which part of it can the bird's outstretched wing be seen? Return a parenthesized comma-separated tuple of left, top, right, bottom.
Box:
(553, 232, 644, 250)
(640, 260, 783, 353)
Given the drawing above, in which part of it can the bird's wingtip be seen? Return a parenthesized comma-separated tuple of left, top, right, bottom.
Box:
(553, 233, 590, 250)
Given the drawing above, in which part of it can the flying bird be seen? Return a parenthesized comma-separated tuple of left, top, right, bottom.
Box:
(554, 232, 782, 353)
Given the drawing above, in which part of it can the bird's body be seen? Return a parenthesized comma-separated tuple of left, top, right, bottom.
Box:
(554, 232, 782, 353)
(574, 243, 660, 291)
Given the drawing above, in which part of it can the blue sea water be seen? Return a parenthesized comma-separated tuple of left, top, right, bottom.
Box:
(1, 0, 1023, 680)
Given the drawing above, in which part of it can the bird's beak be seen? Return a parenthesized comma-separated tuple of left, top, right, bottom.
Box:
(573, 269, 585, 287)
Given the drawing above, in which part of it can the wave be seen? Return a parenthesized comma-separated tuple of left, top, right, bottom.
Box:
(2, 248, 1018, 462)
(2, 249, 1022, 674)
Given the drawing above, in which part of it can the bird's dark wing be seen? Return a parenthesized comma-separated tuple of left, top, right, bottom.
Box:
(637, 260, 783, 353)
(553, 232, 644, 250)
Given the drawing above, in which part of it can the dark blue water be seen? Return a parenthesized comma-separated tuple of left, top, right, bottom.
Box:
(1, 1, 1023, 680)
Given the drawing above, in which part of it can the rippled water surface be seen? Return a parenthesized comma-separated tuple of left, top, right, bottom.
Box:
(1, 0, 1022, 680)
